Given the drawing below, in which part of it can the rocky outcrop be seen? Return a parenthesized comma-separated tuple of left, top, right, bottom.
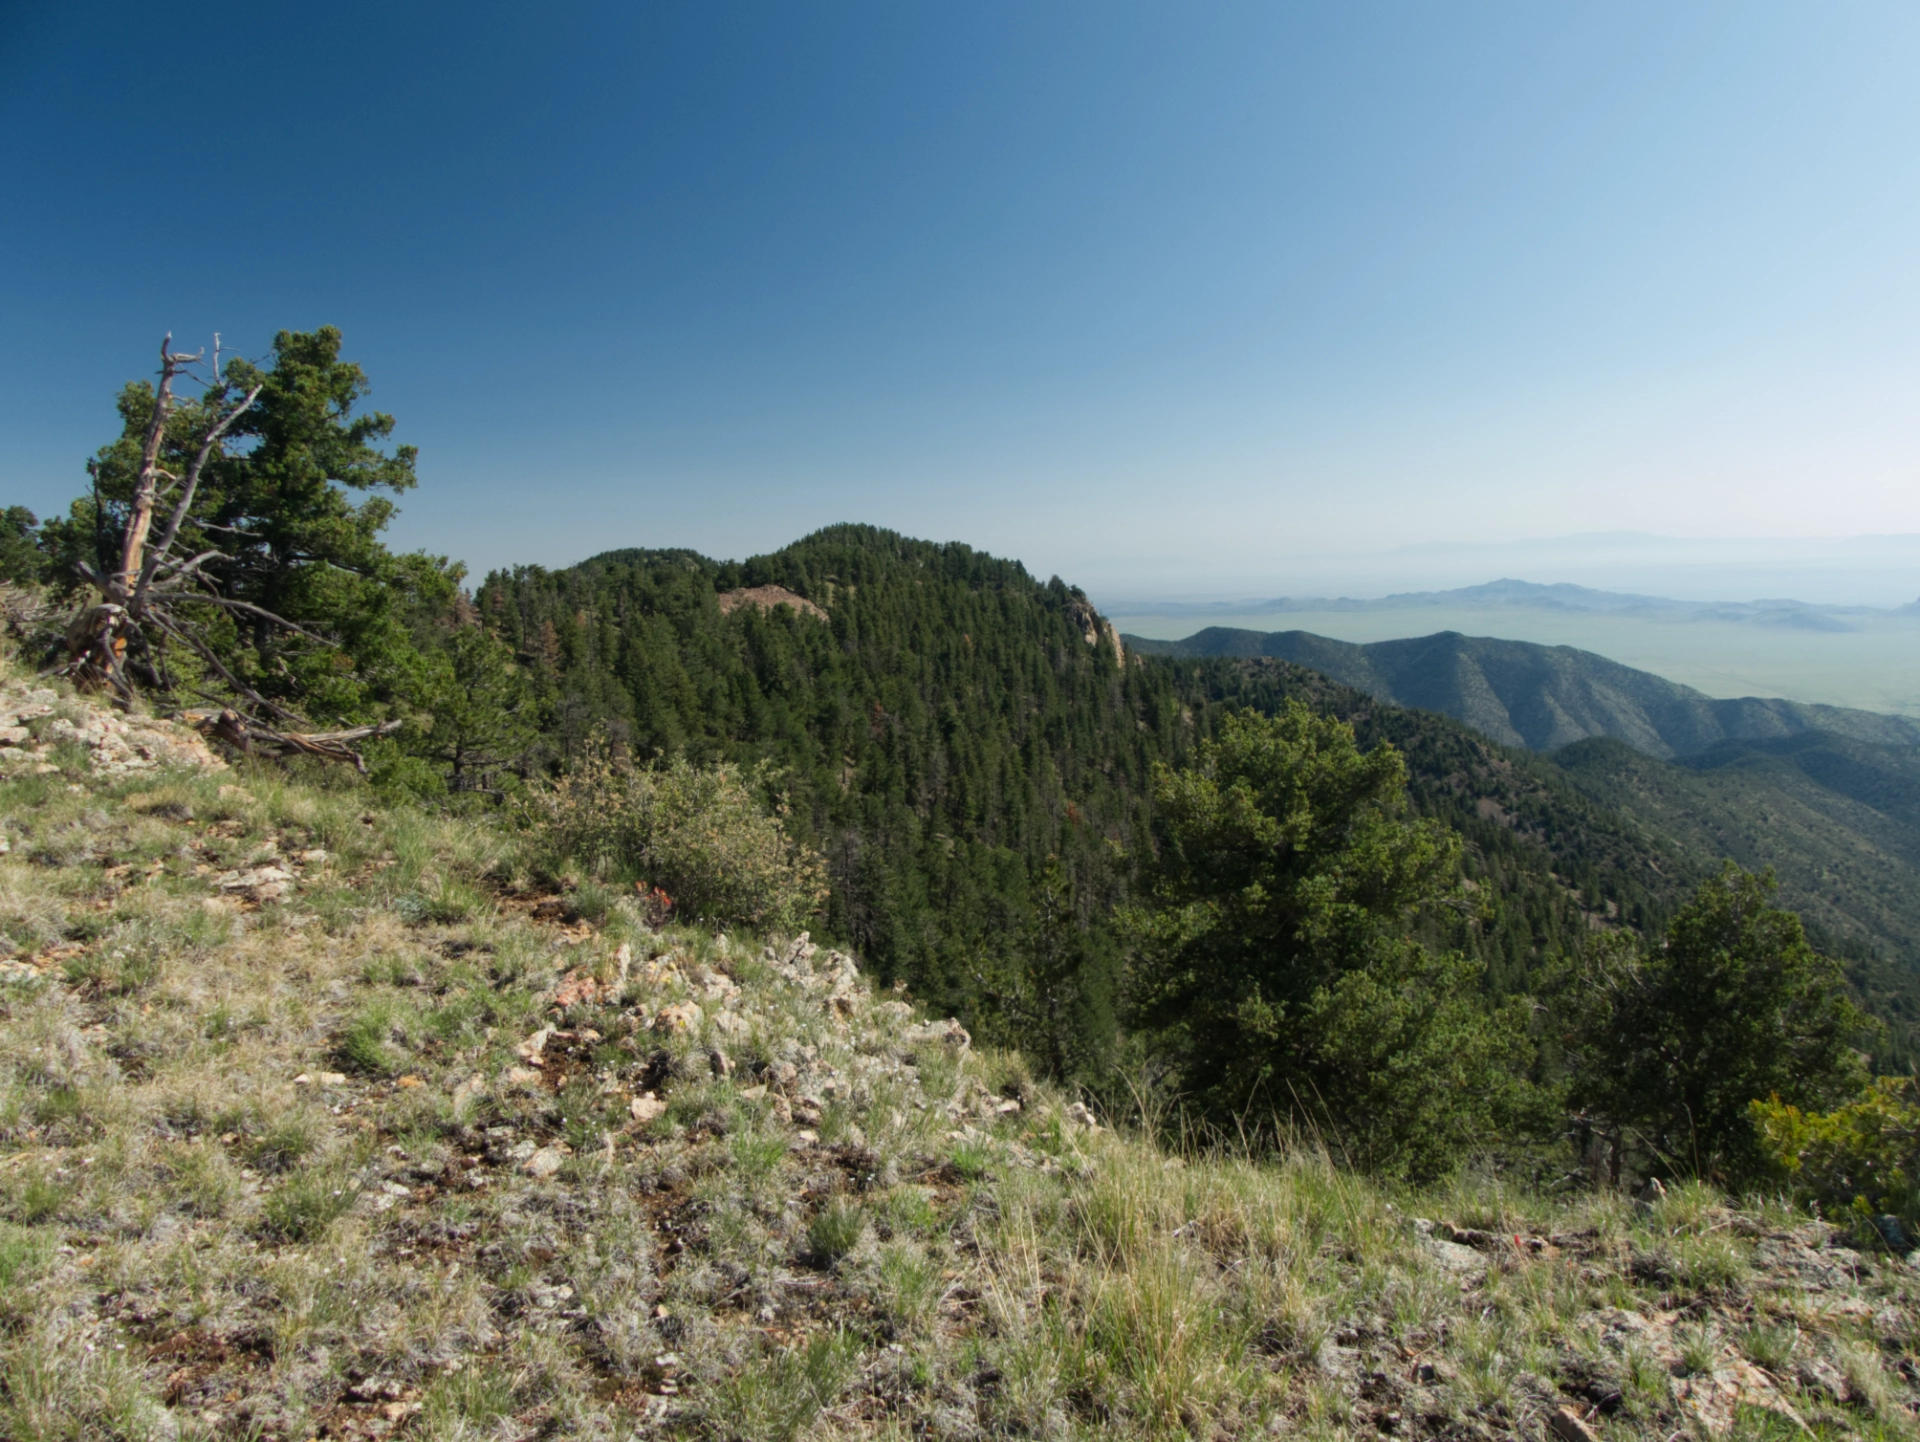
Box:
(716, 585, 828, 622)
(1065, 599, 1125, 662)
(0, 681, 226, 777)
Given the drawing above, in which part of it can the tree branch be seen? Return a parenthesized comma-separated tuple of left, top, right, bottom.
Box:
(178, 708, 401, 774)
(146, 611, 305, 724)
(149, 548, 227, 583)
(134, 381, 262, 609)
(115, 336, 189, 599)
(167, 593, 335, 647)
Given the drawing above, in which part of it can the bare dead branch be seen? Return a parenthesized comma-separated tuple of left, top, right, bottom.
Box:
(177, 709, 401, 773)
(146, 611, 305, 725)
(151, 548, 227, 581)
(135, 380, 262, 607)
(117, 336, 186, 595)
(168, 594, 335, 647)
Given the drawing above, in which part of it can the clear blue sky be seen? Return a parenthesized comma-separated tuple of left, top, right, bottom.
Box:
(5, 3, 1920, 595)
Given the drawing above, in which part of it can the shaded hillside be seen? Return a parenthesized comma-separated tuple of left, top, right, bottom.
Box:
(1128, 626, 1920, 757)
(1551, 732, 1920, 1056)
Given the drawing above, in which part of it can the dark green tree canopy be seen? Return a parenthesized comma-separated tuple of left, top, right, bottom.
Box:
(0, 508, 42, 586)
(1126, 703, 1462, 1032)
(1124, 704, 1529, 1176)
(478, 526, 1162, 1043)
(192, 326, 418, 622)
(1567, 864, 1873, 1182)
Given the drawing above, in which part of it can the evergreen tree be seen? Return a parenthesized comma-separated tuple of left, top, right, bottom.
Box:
(477, 528, 1170, 1031)
(1567, 865, 1873, 1182)
(46, 328, 428, 723)
(973, 855, 1121, 1082)
(0, 508, 42, 585)
(1123, 704, 1531, 1177)
(403, 619, 538, 796)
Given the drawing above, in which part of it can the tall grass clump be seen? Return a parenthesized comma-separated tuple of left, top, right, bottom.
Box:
(525, 753, 827, 931)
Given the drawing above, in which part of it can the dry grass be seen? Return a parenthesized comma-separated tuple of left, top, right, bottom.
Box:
(0, 678, 1914, 1440)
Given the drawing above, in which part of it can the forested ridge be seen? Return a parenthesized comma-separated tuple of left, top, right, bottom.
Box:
(477, 526, 1171, 1047)
(471, 525, 1919, 1072)
(10, 323, 1911, 1155)
(1131, 625, 1920, 756)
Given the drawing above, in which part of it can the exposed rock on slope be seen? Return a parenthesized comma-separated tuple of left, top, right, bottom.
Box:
(716, 585, 828, 622)
(0, 679, 225, 777)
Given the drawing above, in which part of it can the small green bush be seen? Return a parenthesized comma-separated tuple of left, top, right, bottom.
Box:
(705, 1329, 858, 1442)
(334, 1001, 405, 1077)
(421, 1362, 518, 1431)
(949, 1140, 992, 1182)
(247, 1115, 321, 1174)
(525, 754, 828, 932)
(0, 1223, 48, 1288)
(1738, 1322, 1797, 1372)
(1751, 1077, 1920, 1234)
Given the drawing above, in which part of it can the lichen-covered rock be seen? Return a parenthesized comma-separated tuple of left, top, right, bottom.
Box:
(0, 682, 226, 776)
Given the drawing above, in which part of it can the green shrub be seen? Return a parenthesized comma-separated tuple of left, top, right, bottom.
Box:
(1570, 867, 1871, 1183)
(421, 1362, 518, 1431)
(949, 1140, 992, 1183)
(0, 1222, 48, 1288)
(1121, 704, 1530, 1178)
(334, 1001, 405, 1076)
(247, 1115, 321, 1174)
(1751, 1077, 1920, 1234)
(524, 754, 827, 932)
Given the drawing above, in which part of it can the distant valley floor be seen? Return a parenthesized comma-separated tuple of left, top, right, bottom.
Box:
(1112, 604, 1920, 717)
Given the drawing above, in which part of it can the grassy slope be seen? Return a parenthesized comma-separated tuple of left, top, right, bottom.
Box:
(1, 684, 1917, 1440)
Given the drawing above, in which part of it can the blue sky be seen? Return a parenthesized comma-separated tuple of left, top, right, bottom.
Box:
(5, 3, 1920, 597)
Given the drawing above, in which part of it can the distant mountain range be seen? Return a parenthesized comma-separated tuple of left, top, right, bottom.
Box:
(1123, 626, 1920, 758)
(1110, 578, 1920, 631)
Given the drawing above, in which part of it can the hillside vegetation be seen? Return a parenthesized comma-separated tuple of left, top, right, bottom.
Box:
(1553, 734, 1920, 1051)
(1126, 629, 1920, 758)
(18, 317, 1913, 1076)
(477, 532, 1920, 1067)
(2, 687, 1916, 1442)
(477, 527, 1164, 1049)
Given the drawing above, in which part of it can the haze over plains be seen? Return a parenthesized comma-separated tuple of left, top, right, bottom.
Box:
(5, 4, 1920, 606)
